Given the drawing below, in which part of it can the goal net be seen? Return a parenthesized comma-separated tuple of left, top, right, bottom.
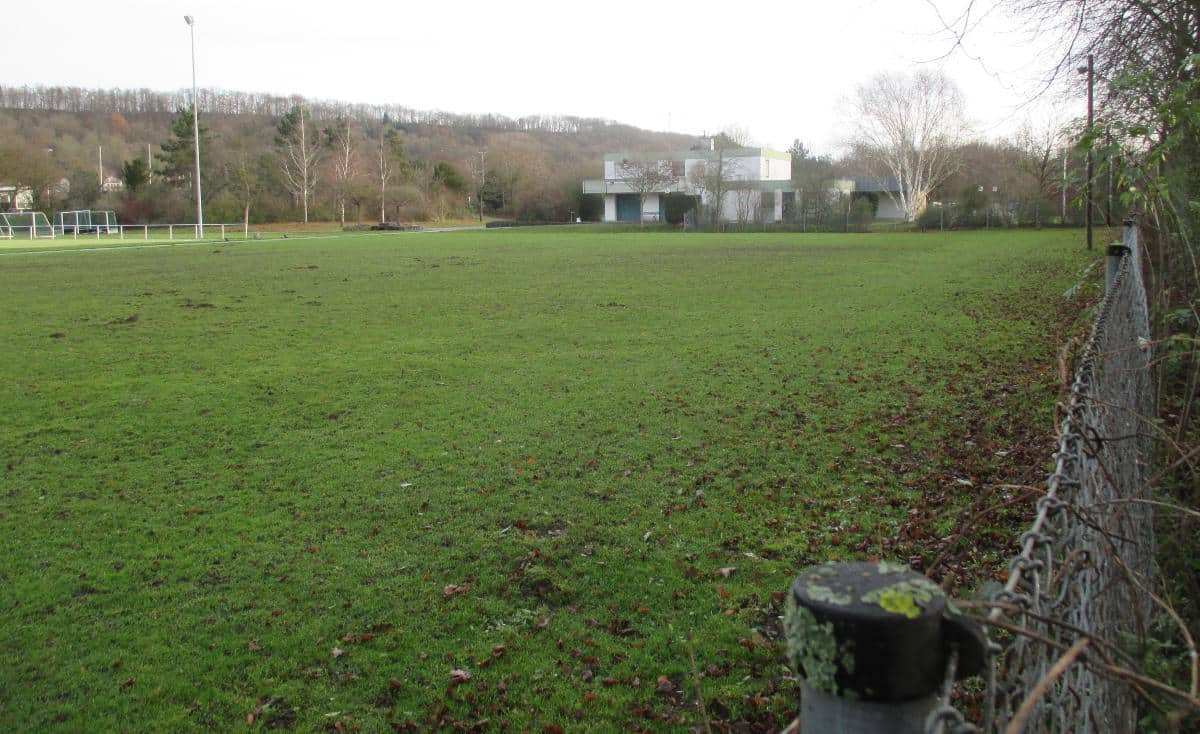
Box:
(0, 211, 55, 239)
(53, 210, 119, 235)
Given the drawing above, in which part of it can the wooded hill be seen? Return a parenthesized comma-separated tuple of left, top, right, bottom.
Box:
(0, 84, 696, 225)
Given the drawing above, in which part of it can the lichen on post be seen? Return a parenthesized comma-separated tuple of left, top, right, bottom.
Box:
(784, 561, 986, 733)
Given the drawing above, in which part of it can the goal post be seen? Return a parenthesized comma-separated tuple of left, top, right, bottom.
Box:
(94, 210, 118, 234)
(52, 210, 119, 235)
(53, 210, 90, 235)
(1, 212, 56, 239)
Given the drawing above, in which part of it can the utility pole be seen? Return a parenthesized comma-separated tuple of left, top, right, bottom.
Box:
(1105, 127, 1113, 226)
(1061, 151, 1067, 221)
(98, 146, 103, 189)
(1078, 53, 1094, 250)
(475, 150, 487, 222)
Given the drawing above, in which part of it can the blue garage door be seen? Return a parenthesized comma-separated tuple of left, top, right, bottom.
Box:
(616, 194, 640, 222)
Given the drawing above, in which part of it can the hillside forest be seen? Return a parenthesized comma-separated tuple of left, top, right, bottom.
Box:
(0, 84, 1098, 228)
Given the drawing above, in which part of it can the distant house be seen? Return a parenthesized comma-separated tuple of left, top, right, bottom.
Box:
(0, 184, 34, 211)
(582, 143, 793, 223)
(582, 142, 918, 224)
(845, 176, 910, 220)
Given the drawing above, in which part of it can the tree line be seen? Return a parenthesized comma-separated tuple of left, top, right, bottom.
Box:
(0, 84, 659, 135)
(0, 86, 701, 226)
(0, 71, 1139, 232)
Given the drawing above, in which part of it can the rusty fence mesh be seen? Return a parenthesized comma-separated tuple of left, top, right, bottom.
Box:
(934, 225, 1157, 733)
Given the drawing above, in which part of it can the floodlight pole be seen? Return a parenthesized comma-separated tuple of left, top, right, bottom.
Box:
(185, 15, 204, 239)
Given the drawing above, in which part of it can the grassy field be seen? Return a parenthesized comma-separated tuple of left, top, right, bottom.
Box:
(0, 229, 1093, 731)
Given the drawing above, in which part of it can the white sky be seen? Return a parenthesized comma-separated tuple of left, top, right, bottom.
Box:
(5, 0, 1078, 154)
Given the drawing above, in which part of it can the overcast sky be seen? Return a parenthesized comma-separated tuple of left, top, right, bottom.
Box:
(5, 0, 1078, 154)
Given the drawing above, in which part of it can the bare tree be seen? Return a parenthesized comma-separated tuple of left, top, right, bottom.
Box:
(789, 140, 837, 229)
(470, 150, 487, 222)
(489, 134, 546, 219)
(376, 126, 405, 223)
(344, 178, 374, 228)
(323, 116, 358, 227)
(848, 70, 967, 221)
(0, 142, 62, 210)
(732, 184, 759, 225)
(718, 124, 754, 147)
(686, 138, 746, 228)
(617, 158, 679, 225)
(1014, 117, 1067, 226)
(223, 122, 263, 237)
(276, 103, 321, 223)
(1002, 0, 1199, 250)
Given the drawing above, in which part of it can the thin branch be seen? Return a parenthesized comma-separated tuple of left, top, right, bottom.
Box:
(1092, 497, 1200, 521)
(1005, 638, 1091, 734)
(971, 612, 1200, 709)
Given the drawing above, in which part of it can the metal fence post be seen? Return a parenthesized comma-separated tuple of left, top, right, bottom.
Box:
(1106, 219, 1138, 294)
(1122, 217, 1137, 261)
(1106, 244, 1129, 295)
(785, 562, 985, 733)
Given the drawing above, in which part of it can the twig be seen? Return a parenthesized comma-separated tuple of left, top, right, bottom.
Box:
(1092, 497, 1200, 521)
(968, 612, 1200, 710)
(683, 632, 712, 734)
(925, 485, 1043, 577)
(957, 604, 1133, 669)
(1103, 543, 1200, 699)
(1005, 638, 1091, 734)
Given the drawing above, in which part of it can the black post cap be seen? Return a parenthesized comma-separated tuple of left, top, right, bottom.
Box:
(785, 562, 985, 703)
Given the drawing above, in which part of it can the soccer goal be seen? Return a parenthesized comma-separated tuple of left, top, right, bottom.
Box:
(93, 210, 118, 234)
(53, 210, 119, 235)
(0, 211, 55, 239)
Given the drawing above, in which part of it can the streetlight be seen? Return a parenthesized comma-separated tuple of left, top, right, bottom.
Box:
(185, 15, 204, 238)
(1077, 53, 1093, 250)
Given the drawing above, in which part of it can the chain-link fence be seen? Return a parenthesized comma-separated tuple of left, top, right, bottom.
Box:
(972, 223, 1156, 732)
(784, 223, 1171, 734)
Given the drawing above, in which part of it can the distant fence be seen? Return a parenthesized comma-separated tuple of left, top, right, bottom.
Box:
(1, 221, 250, 241)
(52, 223, 249, 241)
(784, 222, 1164, 733)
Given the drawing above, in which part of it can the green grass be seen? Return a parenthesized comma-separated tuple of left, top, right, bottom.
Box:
(0, 229, 1091, 731)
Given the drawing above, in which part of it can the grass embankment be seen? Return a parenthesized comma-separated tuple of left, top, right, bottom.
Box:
(0, 229, 1092, 730)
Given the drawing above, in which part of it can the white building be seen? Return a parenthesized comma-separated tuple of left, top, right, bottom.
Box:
(582, 146, 793, 224)
(0, 184, 34, 211)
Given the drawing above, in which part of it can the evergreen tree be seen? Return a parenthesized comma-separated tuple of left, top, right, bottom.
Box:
(121, 158, 149, 192)
(155, 106, 208, 187)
